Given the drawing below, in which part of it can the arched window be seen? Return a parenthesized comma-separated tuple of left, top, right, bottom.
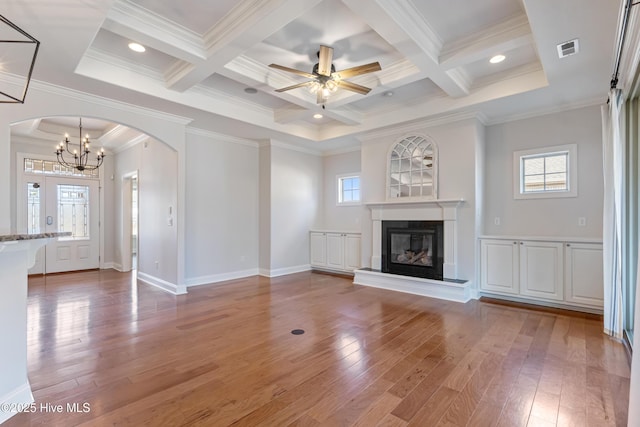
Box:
(388, 135, 437, 199)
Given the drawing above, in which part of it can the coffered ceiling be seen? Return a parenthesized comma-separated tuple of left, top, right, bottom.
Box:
(3, 0, 621, 151)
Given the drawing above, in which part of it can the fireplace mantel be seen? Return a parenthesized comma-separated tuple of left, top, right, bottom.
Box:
(365, 198, 464, 209)
(356, 198, 470, 302)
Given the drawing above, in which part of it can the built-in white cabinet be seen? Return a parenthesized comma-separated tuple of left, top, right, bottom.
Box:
(519, 241, 564, 301)
(310, 231, 361, 273)
(480, 239, 519, 295)
(480, 238, 603, 311)
(310, 232, 327, 266)
(564, 242, 604, 307)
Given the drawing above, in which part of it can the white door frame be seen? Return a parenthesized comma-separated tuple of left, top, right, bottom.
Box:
(16, 152, 105, 272)
(121, 170, 138, 272)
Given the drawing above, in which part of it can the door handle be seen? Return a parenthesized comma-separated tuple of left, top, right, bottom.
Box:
(46, 216, 53, 225)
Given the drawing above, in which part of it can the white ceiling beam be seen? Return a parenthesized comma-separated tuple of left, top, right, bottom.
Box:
(103, 0, 206, 64)
(342, 0, 470, 98)
(439, 14, 534, 69)
(165, 0, 323, 92)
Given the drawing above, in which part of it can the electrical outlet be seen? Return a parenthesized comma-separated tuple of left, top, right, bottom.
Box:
(155, 260, 159, 270)
(494, 217, 501, 226)
(578, 217, 586, 227)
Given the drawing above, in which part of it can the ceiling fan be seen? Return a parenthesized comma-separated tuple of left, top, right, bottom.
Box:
(269, 45, 381, 104)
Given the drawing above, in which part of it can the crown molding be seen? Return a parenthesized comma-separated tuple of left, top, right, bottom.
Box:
(267, 139, 323, 156)
(358, 111, 486, 142)
(111, 134, 150, 154)
(322, 144, 362, 157)
(27, 78, 193, 126)
(483, 97, 604, 126)
(83, 48, 165, 82)
(106, 0, 205, 59)
(375, 0, 443, 60)
(186, 127, 260, 148)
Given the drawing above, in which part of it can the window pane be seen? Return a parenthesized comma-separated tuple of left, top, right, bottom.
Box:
(524, 174, 545, 192)
(27, 183, 40, 234)
(57, 184, 90, 239)
(524, 157, 544, 175)
(352, 189, 360, 201)
(343, 178, 353, 191)
(343, 191, 352, 202)
(545, 173, 567, 190)
(351, 177, 360, 191)
(545, 154, 567, 173)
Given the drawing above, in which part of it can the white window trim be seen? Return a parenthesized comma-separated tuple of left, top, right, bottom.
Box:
(336, 173, 361, 206)
(513, 144, 578, 199)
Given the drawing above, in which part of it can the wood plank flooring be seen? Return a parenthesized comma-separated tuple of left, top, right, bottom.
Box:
(4, 270, 630, 426)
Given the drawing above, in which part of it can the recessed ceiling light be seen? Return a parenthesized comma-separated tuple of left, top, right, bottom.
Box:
(244, 87, 258, 94)
(313, 113, 323, 119)
(128, 42, 146, 53)
(384, 91, 394, 97)
(489, 54, 505, 64)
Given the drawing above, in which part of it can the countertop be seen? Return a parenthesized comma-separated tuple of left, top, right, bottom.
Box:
(0, 232, 72, 242)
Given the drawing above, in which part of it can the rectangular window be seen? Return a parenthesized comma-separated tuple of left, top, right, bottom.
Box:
(338, 174, 360, 205)
(514, 144, 577, 199)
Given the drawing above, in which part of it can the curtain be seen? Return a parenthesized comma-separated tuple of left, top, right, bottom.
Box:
(602, 88, 624, 338)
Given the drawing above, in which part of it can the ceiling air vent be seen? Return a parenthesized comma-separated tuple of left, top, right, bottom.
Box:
(557, 39, 579, 58)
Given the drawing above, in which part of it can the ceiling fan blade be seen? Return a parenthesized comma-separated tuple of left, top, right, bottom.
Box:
(333, 62, 381, 79)
(275, 81, 314, 92)
(338, 80, 371, 95)
(317, 45, 333, 77)
(268, 63, 316, 79)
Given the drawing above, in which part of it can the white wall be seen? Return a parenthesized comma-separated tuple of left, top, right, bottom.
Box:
(184, 131, 259, 285)
(265, 143, 323, 275)
(322, 150, 364, 232)
(259, 145, 271, 272)
(483, 105, 604, 237)
(360, 119, 482, 281)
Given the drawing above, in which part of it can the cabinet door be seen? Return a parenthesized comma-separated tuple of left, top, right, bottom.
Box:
(480, 239, 519, 295)
(344, 234, 361, 271)
(310, 232, 327, 267)
(326, 233, 345, 270)
(565, 243, 604, 307)
(519, 241, 564, 301)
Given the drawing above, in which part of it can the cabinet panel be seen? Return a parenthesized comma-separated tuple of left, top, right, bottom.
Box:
(310, 232, 327, 267)
(519, 241, 563, 301)
(344, 234, 361, 271)
(326, 233, 346, 270)
(565, 243, 604, 307)
(480, 239, 519, 294)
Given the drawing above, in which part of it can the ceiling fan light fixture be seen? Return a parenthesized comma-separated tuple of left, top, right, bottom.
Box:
(313, 113, 323, 119)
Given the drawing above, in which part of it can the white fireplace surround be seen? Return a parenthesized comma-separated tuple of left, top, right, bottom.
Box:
(369, 199, 463, 277)
(354, 198, 472, 303)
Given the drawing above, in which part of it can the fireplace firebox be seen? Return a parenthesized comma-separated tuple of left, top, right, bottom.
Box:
(381, 220, 444, 280)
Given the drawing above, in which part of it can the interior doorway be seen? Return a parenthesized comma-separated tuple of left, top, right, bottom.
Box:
(121, 172, 138, 272)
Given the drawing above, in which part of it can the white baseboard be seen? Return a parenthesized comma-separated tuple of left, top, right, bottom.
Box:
(104, 262, 123, 272)
(185, 268, 259, 287)
(259, 264, 311, 278)
(478, 291, 604, 315)
(0, 382, 34, 424)
(137, 272, 186, 295)
(353, 269, 472, 303)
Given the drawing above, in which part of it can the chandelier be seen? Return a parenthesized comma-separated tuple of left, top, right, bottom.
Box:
(55, 118, 105, 172)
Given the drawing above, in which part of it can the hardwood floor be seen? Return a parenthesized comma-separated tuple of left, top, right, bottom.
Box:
(4, 270, 630, 426)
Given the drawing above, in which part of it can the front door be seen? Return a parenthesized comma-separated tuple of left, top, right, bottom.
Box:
(27, 176, 100, 273)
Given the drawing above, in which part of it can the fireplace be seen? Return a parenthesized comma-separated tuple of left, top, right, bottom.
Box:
(382, 220, 444, 280)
